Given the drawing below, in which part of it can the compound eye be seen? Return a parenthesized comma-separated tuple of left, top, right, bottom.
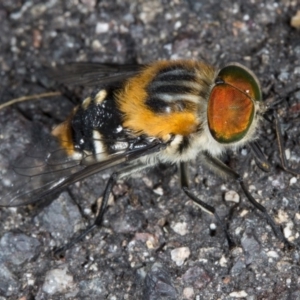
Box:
(207, 63, 262, 144)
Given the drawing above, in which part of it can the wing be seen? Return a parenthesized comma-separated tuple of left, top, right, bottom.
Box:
(52, 62, 145, 87)
(0, 62, 157, 207)
(0, 134, 164, 207)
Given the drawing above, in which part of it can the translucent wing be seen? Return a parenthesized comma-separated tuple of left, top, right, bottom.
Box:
(0, 62, 155, 207)
(0, 133, 164, 207)
(52, 63, 144, 86)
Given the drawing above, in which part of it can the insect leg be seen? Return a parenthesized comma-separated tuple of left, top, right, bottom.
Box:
(180, 161, 235, 248)
(201, 151, 294, 249)
(54, 160, 150, 257)
(249, 141, 271, 172)
(274, 112, 300, 176)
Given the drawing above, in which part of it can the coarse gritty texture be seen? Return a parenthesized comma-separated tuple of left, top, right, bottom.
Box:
(0, 0, 300, 299)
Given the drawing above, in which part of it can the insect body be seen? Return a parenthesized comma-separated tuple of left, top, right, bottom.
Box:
(54, 60, 263, 167)
(0, 59, 294, 252)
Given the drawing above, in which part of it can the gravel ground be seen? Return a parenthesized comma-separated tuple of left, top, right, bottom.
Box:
(0, 1, 300, 299)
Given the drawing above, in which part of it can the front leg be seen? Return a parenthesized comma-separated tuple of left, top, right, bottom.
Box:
(179, 161, 234, 248)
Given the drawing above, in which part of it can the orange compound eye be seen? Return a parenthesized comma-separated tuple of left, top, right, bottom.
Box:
(207, 63, 262, 144)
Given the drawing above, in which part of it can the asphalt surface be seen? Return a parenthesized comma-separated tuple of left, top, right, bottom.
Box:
(0, 1, 300, 299)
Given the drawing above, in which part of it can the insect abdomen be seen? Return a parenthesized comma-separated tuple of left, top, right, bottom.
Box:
(52, 88, 128, 160)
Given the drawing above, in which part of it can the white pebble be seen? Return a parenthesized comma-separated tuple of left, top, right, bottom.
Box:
(282, 197, 289, 207)
(172, 222, 188, 236)
(283, 221, 294, 239)
(290, 177, 297, 186)
(276, 209, 289, 224)
(267, 251, 279, 258)
(95, 22, 109, 34)
(210, 223, 217, 231)
(225, 190, 240, 203)
(170, 247, 191, 266)
(153, 186, 164, 196)
(91, 39, 101, 51)
(174, 21, 182, 30)
(183, 287, 194, 299)
(219, 255, 228, 267)
(229, 290, 248, 298)
(42, 268, 74, 295)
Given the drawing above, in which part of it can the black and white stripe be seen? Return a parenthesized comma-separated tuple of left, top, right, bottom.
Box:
(145, 65, 210, 113)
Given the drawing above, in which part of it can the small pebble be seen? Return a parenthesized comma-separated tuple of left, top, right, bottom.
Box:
(42, 268, 74, 295)
(283, 221, 294, 239)
(153, 186, 164, 196)
(219, 255, 228, 267)
(170, 247, 191, 266)
(267, 251, 279, 259)
(183, 287, 194, 299)
(225, 190, 240, 203)
(95, 22, 110, 34)
(171, 222, 188, 236)
(290, 177, 297, 186)
(291, 10, 300, 29)
(229, 290, 248, 298)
